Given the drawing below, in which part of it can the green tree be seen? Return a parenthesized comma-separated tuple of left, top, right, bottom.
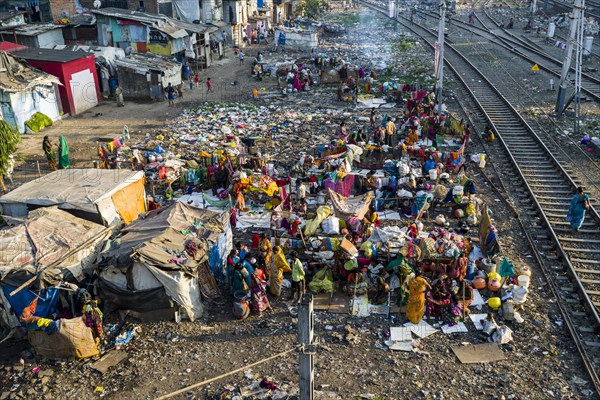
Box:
(297, 0, 325, 19)
(0, 120, 21, 174)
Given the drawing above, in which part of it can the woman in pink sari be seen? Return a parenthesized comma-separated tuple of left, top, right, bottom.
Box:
(250, 262, 271, 314)
(293, 73, 303, 92)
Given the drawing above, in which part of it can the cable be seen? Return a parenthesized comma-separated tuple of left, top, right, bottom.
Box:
(155, 345, 300, 400)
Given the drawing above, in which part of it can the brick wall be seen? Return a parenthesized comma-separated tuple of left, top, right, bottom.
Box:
(49, 0, 76, 20)
(77, 0, 160, 13)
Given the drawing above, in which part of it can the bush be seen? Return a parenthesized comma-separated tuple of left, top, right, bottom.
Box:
(0, 120, 21, 174)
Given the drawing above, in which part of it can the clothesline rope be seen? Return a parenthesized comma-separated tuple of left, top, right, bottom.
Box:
(155, 345, 300, 400)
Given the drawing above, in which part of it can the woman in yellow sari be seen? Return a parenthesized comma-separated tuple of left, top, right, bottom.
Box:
(259, 234, 272, 264)
(268, 246, 291, 296)
(406, 269, 431, 324)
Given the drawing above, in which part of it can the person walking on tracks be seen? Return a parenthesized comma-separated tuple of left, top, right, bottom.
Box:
(567, 187, 591, 231)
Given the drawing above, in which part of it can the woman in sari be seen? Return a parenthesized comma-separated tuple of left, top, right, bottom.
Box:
(231, 263, 250, 296)
(57, 135, 70, 169)
(259, 234, 273, 266)
(42, 136, 57, 171)
(567, 187, 590, 231)
(250, 264, 271, 314)
(406, 269, 431, 324)
(268, 246, 291, 296)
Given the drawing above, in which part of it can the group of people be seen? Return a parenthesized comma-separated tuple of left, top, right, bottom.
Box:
(243, 23, 269, 46)
(165, 78, 214, 107)
(42, 135, 70, 171)
(227, 237, 306, 315)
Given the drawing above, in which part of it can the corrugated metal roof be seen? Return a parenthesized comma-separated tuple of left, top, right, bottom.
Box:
(92, 8, 208, 38)
(114, 52, 181, 74)
(13, 47, 92, 63)
(0, 10, 26, 21)
(0, 51, 61, 93)
(0, 23, 63, 36)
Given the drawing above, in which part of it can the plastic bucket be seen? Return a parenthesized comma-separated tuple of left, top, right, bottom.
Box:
(547, 22, 555, 38)
(517, 275, 530, 288)
(584, 36, 593, 56)
(429, 168, 438, 180)
(108, 78, 118, 94)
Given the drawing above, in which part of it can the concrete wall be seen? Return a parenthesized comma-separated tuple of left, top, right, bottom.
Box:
(6, 86, 61, 133)
(25, 55, 101, 115)
(37, 29, 65, 47)
(116, 67, 152, 98)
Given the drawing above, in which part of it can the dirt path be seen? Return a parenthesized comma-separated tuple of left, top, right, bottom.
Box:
(10, 44, 282, 188)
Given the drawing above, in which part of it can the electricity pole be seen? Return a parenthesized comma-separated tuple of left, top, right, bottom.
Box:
(555, 0, 585, 114)
(298, 294, 314, 400)
(435, 0, 446, 116)
(573, 0, 584, 135)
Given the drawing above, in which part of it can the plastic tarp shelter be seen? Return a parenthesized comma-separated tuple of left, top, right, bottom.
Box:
(0, 207, 109, 286)
(96, 202, 232, 321)
(0, 207, 108, 335)
(329, 189, 373, 220)
(0, 169, 146, 226)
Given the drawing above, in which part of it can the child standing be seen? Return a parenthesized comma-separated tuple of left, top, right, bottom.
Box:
(206, 77, 213, 94)
(290, 251, 305, 303)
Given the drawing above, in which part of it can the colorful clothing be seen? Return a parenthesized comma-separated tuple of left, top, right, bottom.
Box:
(232, 268, 249, 295)
(259, 238, 272, 265)
(292, 258, 305, 282)
(268, 248, 290, 296)
(251, 269, 270, 313)
(58, 135, 70, 169)
(43, 137, 57, 171)
(567, 193, 589, 229)
(406, 276, 429, 324)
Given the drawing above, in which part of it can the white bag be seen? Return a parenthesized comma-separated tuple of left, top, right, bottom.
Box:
(321, 216, 340, 234)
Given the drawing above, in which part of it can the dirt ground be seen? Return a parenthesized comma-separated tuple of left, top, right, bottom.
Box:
(1, 4, 599, 400)
(9, 43, 282, 188)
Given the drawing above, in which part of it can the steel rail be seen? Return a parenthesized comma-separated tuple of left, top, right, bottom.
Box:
(542, 0, 600, 20)
(360, 0, 600, 392)
(414, 7, 600, 102)
(454, 95, 600, 396)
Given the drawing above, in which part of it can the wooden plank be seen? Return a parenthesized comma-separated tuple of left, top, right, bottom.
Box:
(451, 343, 506, 364)
(90, 350, 128, 374)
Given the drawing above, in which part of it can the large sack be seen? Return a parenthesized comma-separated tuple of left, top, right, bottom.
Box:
(28, 317, 99, 359)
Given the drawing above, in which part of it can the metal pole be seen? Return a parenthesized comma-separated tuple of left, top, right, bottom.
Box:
(574, 0, 584, 135)
(298, 293, 314, 400)
(556, 0, 584, 114)
(435, 0, 446, 116)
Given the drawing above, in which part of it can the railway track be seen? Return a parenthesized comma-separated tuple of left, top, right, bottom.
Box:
(412, 5, 600, 213)
(476, 10, 600, 99)
(361, 0, 600, 392)
(543, 0, 600, 20)
(415, 7, 600, 102)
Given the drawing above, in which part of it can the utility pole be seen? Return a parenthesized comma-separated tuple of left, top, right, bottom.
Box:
(435, 0, 446, 116)
(298, 294, 314, 400)
(574, 0, 584, 135)
(530, 0, 537, 15)
(555, 0, 585, 114)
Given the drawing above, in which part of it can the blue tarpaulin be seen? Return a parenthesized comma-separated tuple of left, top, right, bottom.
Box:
(1, 285, 59, 320)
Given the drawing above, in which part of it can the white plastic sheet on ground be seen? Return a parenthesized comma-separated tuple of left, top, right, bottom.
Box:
(236, 212, 272, 229)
